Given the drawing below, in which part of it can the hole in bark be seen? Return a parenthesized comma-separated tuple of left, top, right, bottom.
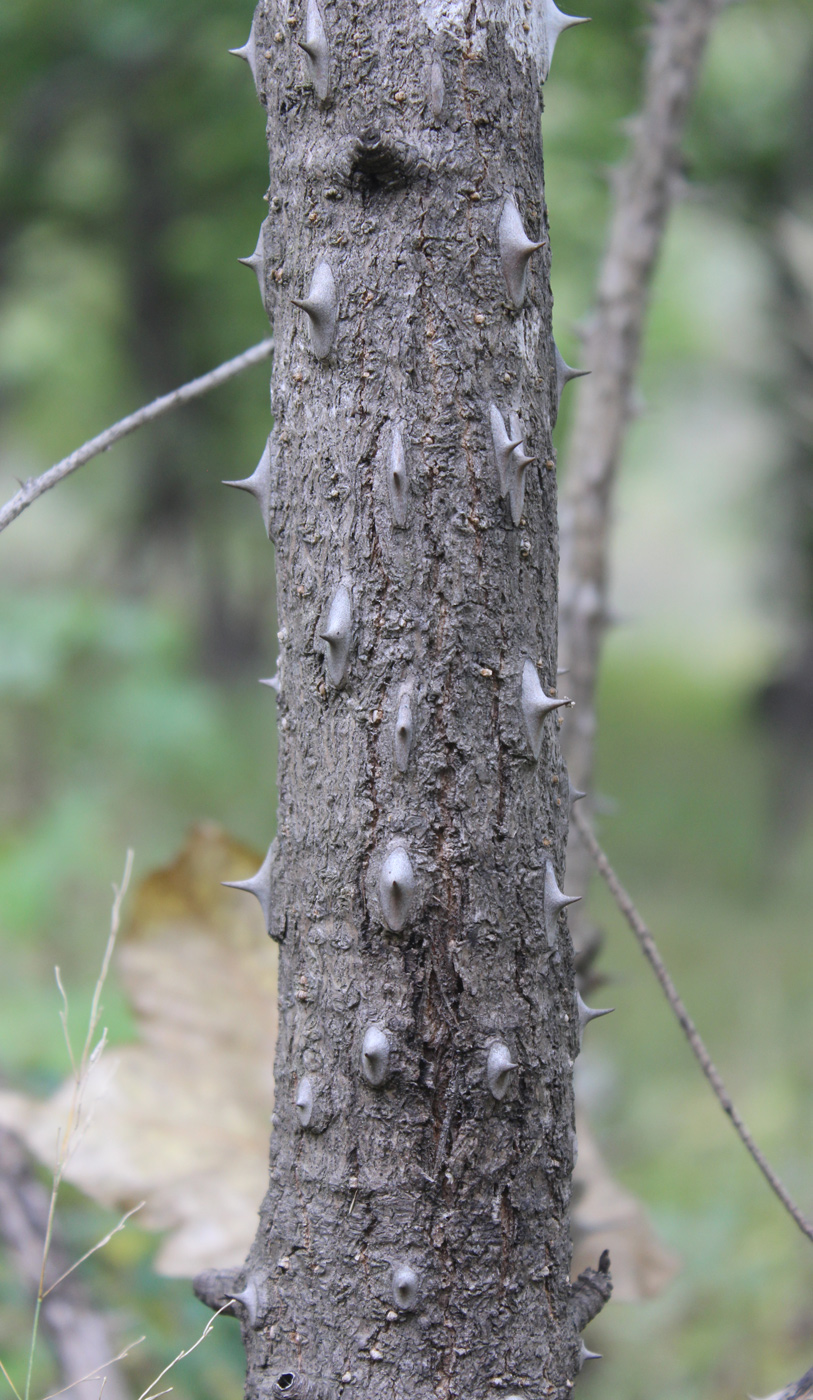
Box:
(348, 129, 426, 190)
(277, 1376, 296, 1391)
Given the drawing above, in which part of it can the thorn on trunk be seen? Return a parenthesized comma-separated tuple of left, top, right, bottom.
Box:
(222, 442, 273, 538)
(499, 196, 544, 308)
(541, 0, 590, 83)
(522, 659, 572, 759)
(292, 260, 338, 359)
(394, 690, 413, 772)
(299, 0, 330, 102)
(379, 844, 415, 930)
(226, 1278, 261, 1328)
(429, 60, 445, 119)
(543, 860, 581, 944)
(222, 840, 276, 933)
(392, 1264, 420, 1311)
(576, 991, 614, 1048)
(229, 20, 261, 96)
(388, 423, 408, 525)
(238, 229, 266, 304)
(487, 1041, 517, 1100)
(362, 1025, 391, 1086)
(295, 1076, 314, 1127)
(508, 410, 534, 526)
(320, 583, 352, 686)
(489, 403, 523, 499)
(554, 343, 589, 413)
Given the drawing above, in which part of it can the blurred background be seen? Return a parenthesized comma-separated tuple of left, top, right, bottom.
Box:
(1, 0, 813, 1398)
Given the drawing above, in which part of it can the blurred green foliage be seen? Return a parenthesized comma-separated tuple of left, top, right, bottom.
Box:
(0, 1, 812, 1399)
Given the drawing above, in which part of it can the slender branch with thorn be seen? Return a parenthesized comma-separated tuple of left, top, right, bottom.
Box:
(571, 804, 813, 1247)
(0, 339, 274, 536)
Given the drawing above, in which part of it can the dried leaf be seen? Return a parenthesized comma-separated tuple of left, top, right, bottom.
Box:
(0, 824, 277, 1277)
(571, 1110, 679, 1301)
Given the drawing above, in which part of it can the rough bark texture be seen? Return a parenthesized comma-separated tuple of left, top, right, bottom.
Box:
(557, 0, 720, 955)
(231, 3, 599, 1396)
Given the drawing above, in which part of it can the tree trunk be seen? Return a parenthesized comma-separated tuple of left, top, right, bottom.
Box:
(213, 1, 610, 1394)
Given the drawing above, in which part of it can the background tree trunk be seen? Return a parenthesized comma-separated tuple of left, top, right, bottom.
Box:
(557, 0, 719, 962)
(218, 2, 606, 1395)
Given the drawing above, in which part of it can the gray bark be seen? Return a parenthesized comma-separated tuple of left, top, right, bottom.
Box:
(217, 2, 608, 1395)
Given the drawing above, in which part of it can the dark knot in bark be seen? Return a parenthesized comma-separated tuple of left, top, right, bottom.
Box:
(268, 1373, 330, 1400)
(343, 129, 430, 189)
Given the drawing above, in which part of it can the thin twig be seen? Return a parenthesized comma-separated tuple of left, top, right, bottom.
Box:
(38, 1339, 146, 1400)
(53, 970, 77, 1078)
(0, 339, 274, 535)
(572, 805, 813, 1246)
(0, 1127, 132, 1400)
(41, 1202, 145, 1299)
(0, 1357, 23, 1400)
(135, 1306, 229, 1400)
(26, 853, 135, 1400)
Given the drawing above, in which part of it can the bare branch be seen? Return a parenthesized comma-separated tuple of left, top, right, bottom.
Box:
(0, 340, 274, 536)
(558, 0, 722, 809)
(572, 805, 813, 1247)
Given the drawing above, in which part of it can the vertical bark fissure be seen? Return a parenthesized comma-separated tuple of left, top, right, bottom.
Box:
(234, 2, 604, 1396)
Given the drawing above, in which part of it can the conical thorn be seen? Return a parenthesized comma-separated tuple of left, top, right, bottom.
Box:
(576, 991, 613, 1048)
(292, 259, 338, 360)
(222, 841, 275, 932)
(394, 689, 413, 772)
(362, 1025, 391, 1087)
(388, 423, 408, 526)
(541, 0, 590, 82)
(299, 0, 330, 102)
(295, 1076, 314, 1128)
(226, 1279, 260, 1328)
(554, 342, 589, 413)
(379, 844, 415, 931)
(569, 785, 587, 812)
(320, 583, 352, 686)
(238, 228, 266, 304)
(229, 20, 261, 96)
(489, 403, 523, 498)
(499, 196, 544, 308)
(222, 442, 273, 538)
(508, 411, 534, 525)
(487, 1042, 517, 1100)
(522, 659, 573, 760)
(543, 860, 581, 944)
